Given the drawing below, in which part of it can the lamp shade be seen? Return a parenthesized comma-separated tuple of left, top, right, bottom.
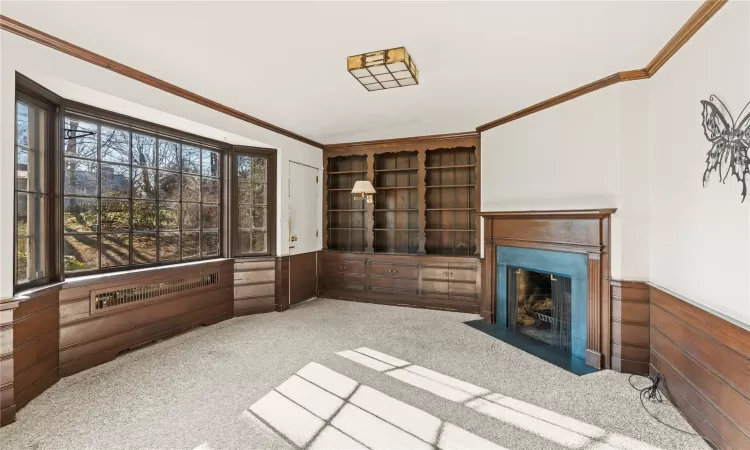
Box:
(351, 180, 376, 194)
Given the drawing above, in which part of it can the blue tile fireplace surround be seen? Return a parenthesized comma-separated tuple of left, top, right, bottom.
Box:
(495, 245, 588, 360)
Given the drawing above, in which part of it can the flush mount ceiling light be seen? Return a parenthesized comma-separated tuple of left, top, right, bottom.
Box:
(347, 47, 419, 92)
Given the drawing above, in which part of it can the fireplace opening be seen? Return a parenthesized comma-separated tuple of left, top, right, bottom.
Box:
(508, 267, 572, 353)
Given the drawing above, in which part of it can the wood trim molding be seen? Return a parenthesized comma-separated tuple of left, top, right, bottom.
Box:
(476, 0, 727, 132)
(0, 14, 324, 149)
(479, 209, 616, 220)
(324, 132, 479, 153)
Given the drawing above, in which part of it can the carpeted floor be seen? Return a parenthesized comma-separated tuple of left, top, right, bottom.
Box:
(0, 298, 709, 450)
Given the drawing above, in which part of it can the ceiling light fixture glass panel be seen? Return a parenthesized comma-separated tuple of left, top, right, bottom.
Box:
(348, 46, 419, 92)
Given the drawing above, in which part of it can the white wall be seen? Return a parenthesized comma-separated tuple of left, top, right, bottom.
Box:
(0, 31, 323, 298)
(480, 2, 749, 325)
(480, 83, 651, 280)
(647, 1, 750, 325)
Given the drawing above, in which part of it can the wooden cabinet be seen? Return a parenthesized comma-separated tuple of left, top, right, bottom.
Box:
(318, 251, 480, 313)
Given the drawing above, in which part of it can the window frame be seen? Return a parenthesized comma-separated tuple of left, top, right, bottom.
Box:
(58, 100, 232, 277)
(13, 77, 62, 293)
(232, 146, 277, 257)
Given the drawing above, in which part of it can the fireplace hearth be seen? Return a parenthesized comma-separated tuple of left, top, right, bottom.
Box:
(508, 268, 572, 353)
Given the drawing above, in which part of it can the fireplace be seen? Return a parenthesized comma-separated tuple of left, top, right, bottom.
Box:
(508, 268, 572, 353)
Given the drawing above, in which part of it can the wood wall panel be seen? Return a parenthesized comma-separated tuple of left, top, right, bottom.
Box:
(0, 301, 18, 426)
(12, 288, 60, 411)
(649, 285, 750, 450)
(58, 260, 233, 377)
(275, 252, 318, 311)
(233, 258, 276, 316)
(611, 280, 650, 375)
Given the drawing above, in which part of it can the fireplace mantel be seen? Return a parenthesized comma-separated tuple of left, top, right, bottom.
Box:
(480, 208, 615, 369)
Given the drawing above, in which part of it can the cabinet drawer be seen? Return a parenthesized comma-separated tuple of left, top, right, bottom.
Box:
(391, 265, 418, 278)
(320, 261, 344, 275)
(450, 281, 476, 295)
(449, 269, 476, 282)
(422, 267, 450, 280)
(343, 263, 367, 275)
(369, 276, 392, 289)
(422, 280, 449, 293)
(369, 264, 393, 276)
(393, 278, 418, 292)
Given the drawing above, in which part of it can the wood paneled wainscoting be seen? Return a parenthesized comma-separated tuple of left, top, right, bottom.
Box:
(610, 281, 650, 375)
(58, 259, 234, 377)
(234, 258, 276, 316)
(480, 209, 614, 369)
(649, 285, 750, 450)
(275, 251, 319, 312)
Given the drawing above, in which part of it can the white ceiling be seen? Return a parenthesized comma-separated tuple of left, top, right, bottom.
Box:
(1, 1, 699, 144)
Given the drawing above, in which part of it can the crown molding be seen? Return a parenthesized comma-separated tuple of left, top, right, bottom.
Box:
(324, 131, 479, 153)
(477, 0, 727, 132)
(0, 14, 324, 149)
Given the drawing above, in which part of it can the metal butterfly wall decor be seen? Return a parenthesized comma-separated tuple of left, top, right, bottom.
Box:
(700, 95, 750, 202)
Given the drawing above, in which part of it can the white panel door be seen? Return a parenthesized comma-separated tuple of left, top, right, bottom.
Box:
(289, 161, 320, 254)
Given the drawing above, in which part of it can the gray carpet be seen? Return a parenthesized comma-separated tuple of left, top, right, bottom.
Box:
(0, 298, 708, 450)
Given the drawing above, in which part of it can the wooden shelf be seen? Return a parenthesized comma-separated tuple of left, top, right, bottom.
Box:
(328, 170, 367, 175)
(425, 164, 477, 170)
(374, 209, 417, 212)
(425, 229, 476, 232)
(375, 186, 417, 190)
(327, 188, 355, 191)
(328, 227, 366, 230)
(329, 209, 366, 212)
(426, 184, 475, 188)
(374, 228, 418, 231)
(373, 168, 418, 172)
(426, 208, 475, 211)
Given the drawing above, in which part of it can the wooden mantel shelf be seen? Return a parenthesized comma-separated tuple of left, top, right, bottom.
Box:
(479, 209, 617, 219)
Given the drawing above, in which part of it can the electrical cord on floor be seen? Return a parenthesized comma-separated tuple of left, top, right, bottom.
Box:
(628, 374, 719, 450)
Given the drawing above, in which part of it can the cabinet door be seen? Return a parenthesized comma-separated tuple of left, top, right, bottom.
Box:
(368, 263, 393, 277)
(320, 261, 345, 275)
(422, 267, 450, 280)
(391, 264, 418, 279)
(448, 266, 476, 282)
(342, 262, 367, 275)
(449, 281, 476, 296)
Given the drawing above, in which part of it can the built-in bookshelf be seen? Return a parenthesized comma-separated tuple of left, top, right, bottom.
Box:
(424, 147, 477, 256)
(373, 151, 419, 253)
(322, 134, 479, 256)
(326, 155, 367, 252)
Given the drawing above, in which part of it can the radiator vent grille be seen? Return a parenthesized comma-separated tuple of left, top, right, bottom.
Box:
(92, 272, 219, 312)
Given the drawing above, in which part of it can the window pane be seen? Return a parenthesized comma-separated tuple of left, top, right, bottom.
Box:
(17, 146, 45, 193)
(182, 231, 200, 258)
(253, 183, 267, 205)
(133, 167, 157, 199)
(158, 140, 180, 171)
(201, 204, 219, 230)
(133, 200, 156, 231)
(159, 232, 180, 261)
(201, 177, 219, 203)
(16, 102, 29, 147)
(253, 206, 267, 230)
(202, 231, 219, 257)
(238, 230, 266, 254)
(132, 233, 157, 264)
(65, 158, 99, 195)
(182, 174, 201, 202)
(64, 234, 99, 272)
(182, 145, 201, 173)
(237, 155, 251, 180)
(63, 197, 99, 233)
(101, 163, 131, 197)
(251, 157, 267, 183)
(159, 171, 181, 201)
(202, 150, 220, 177)
(159, 202, 180, 230)
(64, 118, 98, 159)
(102, 233, 130, 267)
(132, 133, 156, 168)
(182, 203, 200, 230)
(238, 207, 252, 228)
(238, 181, 253, 204)
(100, 126, 130, 164)
(16, 148, 29, 191)
(16, 237, 30, 283)
(101, 199, 130, 232)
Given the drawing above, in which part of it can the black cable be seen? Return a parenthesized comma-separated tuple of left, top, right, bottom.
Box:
(628, 374, 718, 450)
